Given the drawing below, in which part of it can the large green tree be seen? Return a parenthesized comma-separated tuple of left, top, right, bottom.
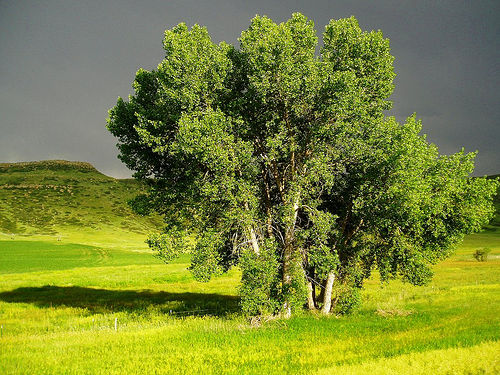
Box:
(107, 14, 498, 316)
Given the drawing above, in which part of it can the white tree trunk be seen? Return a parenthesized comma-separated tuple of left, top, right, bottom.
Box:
(248, 226, 260, 255)
(282, 303, 292, 318)
(321, 271, 335, 314)
(307, 280, 316, 310)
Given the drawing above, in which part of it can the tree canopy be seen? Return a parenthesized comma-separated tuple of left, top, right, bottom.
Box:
(107, 13, 498, 316)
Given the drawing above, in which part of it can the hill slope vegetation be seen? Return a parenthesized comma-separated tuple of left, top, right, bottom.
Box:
(0, 160, 162, 238)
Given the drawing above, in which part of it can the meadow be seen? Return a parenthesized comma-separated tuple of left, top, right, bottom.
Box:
(0, 162, 498, 374)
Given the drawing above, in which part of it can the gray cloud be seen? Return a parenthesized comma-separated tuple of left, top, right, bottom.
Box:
(1, 0, 498, 177)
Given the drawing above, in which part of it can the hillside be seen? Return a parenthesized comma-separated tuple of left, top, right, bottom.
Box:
(0, 160, 162, 240)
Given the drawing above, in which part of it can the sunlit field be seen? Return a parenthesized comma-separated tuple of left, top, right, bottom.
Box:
(0, 229, 498, 374)
(1, 162, 498, 374)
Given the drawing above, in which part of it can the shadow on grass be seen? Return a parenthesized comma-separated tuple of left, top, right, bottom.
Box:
(0, 285, 240, 317)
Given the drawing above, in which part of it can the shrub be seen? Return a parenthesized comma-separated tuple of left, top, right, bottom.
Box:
(332, 285, 362, 315)
(473, 248, 491, 262)
(239, 242, 281, 316)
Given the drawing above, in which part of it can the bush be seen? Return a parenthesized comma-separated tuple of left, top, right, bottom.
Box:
(332, 285, 362, 315)
(239, 242, 280, 316)
(473, 248, 491, 262)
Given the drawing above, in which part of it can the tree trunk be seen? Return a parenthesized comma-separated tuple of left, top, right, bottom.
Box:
(244, 202, 260, 255)
(311, 279, 317, 308)
(282, 197, 301, 317)
(321, 271, 335, 314)
(318, 278, 326, 304)
(307, 280, 316, 310)
(282, 233, 294, 318)
(248, 226, 260, 255)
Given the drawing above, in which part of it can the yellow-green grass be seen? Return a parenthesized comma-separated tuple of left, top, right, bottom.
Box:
(0, 232, 499, 374)
(0, 163, 498, 373)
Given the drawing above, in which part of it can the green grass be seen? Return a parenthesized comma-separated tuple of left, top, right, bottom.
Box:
(0, 240, 167, 274)
(0, 162, 498, 374)
(0, 233, 498, 374)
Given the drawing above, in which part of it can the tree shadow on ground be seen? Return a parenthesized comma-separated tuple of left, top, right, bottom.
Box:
(0, 286, 240, 317)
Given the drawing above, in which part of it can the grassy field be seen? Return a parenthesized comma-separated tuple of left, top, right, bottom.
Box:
(0, 162, 498, 374)
(0, 233, 498, 374)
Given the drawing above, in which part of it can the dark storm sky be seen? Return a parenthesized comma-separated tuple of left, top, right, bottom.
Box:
(1, 1, 498, 177)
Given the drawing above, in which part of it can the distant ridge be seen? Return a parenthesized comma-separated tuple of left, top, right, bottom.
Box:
(0, 160, 100, 173)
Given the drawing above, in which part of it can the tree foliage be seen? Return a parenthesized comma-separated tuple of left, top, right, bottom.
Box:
(107, 14, 498, 316)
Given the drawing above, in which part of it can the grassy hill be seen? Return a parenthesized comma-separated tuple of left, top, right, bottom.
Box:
(0, 160, 162, 245)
